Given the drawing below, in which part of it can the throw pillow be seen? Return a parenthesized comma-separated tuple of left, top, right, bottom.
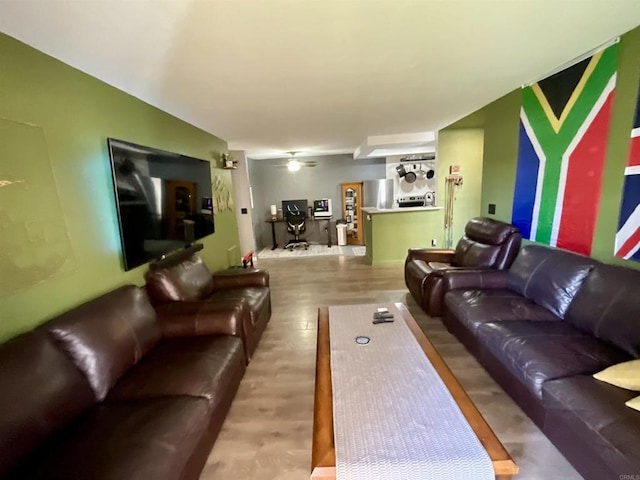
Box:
(593, 359, 640, 391)
(625, 396, 640, 412)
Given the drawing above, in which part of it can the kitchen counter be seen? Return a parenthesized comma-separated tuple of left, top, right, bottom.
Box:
(362, 206, 442, 214)
(363, 206, 444, 265)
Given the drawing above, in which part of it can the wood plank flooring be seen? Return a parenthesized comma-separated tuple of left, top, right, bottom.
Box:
(202, 256, 582, 480)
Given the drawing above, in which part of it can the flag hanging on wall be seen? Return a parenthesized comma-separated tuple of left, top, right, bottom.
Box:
(614, 81, 640, 262)
(511, 43, 618, 255)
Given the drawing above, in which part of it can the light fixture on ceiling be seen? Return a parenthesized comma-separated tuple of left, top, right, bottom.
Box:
(287, 159, 301, 172)
(274, 152, 317, 170)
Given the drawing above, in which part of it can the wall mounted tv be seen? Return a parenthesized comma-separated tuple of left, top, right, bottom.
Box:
(107, 138, 215, 271)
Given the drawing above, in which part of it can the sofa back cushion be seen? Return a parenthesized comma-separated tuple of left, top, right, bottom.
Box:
(507, 245, 597, 319)
(45, 285, 161, 400)
(565, 264, 640, 357)
(0, 330, 96, 477)
(145, 255, 214, 304)
(452, 217, 521, 269)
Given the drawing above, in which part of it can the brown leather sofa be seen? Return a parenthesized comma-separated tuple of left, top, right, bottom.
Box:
(145, 255, 271, 363)
(0, 284, 247, 480)
(404, 217, 521, 316)
(441, 244, 640, 480)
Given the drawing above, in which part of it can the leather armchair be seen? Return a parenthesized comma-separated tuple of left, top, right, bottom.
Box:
(404, 217, 521, 316)
(145, 255, 271, 362)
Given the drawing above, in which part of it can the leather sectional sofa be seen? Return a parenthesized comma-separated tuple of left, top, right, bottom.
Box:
(0, 263, 271, 479)
(441, 244, 640, 479)
(404, 217, 521, 317)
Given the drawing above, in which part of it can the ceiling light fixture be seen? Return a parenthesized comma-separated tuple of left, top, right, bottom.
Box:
(287, 159, 301, 172)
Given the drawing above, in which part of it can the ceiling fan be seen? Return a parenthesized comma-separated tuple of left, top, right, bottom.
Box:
(276, 152, 317, 171)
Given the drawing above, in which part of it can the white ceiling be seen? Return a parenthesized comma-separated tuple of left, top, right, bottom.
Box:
(0, 0, 639, 159)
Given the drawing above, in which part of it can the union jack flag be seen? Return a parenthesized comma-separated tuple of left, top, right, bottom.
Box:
(615, 82, 640, 261)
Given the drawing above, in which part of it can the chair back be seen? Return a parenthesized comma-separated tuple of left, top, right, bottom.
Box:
(286, 211, 306, 234)
(452, 217, 521, 269)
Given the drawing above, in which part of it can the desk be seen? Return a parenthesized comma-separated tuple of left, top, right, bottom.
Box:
(265, 217, 333, 249)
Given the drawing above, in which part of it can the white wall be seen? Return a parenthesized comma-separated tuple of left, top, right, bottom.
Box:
(230, 150, 256, 257)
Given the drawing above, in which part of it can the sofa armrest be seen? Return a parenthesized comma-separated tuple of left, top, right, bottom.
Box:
(442, 269, 508, 291)
(154, 301, 245, 339)
(211, 268, 270, 290)
(406, 248, 456, 264)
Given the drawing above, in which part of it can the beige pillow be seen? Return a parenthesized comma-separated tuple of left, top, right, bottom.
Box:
(593, 359, 640, 391)
(626, 396, 640, 412)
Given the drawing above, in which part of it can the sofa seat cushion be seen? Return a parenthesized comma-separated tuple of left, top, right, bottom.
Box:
(444, 289, 561, 332)
(477, 321, 629, 398)
(211, 287, 270, 327)
(542, 375, 640, 471)
(107, 336, 245, 408)
(11, 397, 210, 480)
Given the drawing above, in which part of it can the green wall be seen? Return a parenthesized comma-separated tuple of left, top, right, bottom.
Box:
(478, 89, 522, 221)
(474, 26, 640, 269)
(0, 33, 240, 342)
(437, 128, 485, 244)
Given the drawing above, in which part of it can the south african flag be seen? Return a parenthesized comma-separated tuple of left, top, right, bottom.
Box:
(512, 43, 618, 255)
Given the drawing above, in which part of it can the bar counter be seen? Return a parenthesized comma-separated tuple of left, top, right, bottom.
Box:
(362, 206, 444, 265)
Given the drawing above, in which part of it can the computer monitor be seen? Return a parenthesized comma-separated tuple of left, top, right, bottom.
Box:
(313, 198, 332, 218)
(282, 199, 308, 217)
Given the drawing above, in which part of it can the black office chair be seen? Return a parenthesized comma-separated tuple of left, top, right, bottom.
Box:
(284, 211, 309, 250)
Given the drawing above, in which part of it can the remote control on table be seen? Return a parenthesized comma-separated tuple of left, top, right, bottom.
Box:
(372, 318, 395, 324)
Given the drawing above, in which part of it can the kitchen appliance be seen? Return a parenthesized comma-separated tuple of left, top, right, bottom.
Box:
(363, 179, 394, 210)
(398, 195, 426, 208)
(397, 192, 436, 208)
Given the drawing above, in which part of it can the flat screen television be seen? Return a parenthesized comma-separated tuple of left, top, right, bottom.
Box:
(107, 138, 215, 271)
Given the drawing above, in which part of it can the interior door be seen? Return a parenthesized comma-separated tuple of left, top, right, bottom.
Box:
(342, 182, 363, 245)
(166, 180, 197, 240)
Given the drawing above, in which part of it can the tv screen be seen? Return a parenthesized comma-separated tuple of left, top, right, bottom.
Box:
(107, 138, 215, 271)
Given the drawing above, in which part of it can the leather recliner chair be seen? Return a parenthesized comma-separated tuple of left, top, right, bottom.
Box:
(145, 255, 271, 362)
(404, 217, 521, 316)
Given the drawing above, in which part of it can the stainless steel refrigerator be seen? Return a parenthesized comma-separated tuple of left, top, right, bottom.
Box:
(363, 179, 394, 210)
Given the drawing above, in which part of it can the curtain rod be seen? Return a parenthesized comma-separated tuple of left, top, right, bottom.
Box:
(523, 36, 619, 87)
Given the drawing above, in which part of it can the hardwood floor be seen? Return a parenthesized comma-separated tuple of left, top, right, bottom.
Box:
(202, 256, 581, 480)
